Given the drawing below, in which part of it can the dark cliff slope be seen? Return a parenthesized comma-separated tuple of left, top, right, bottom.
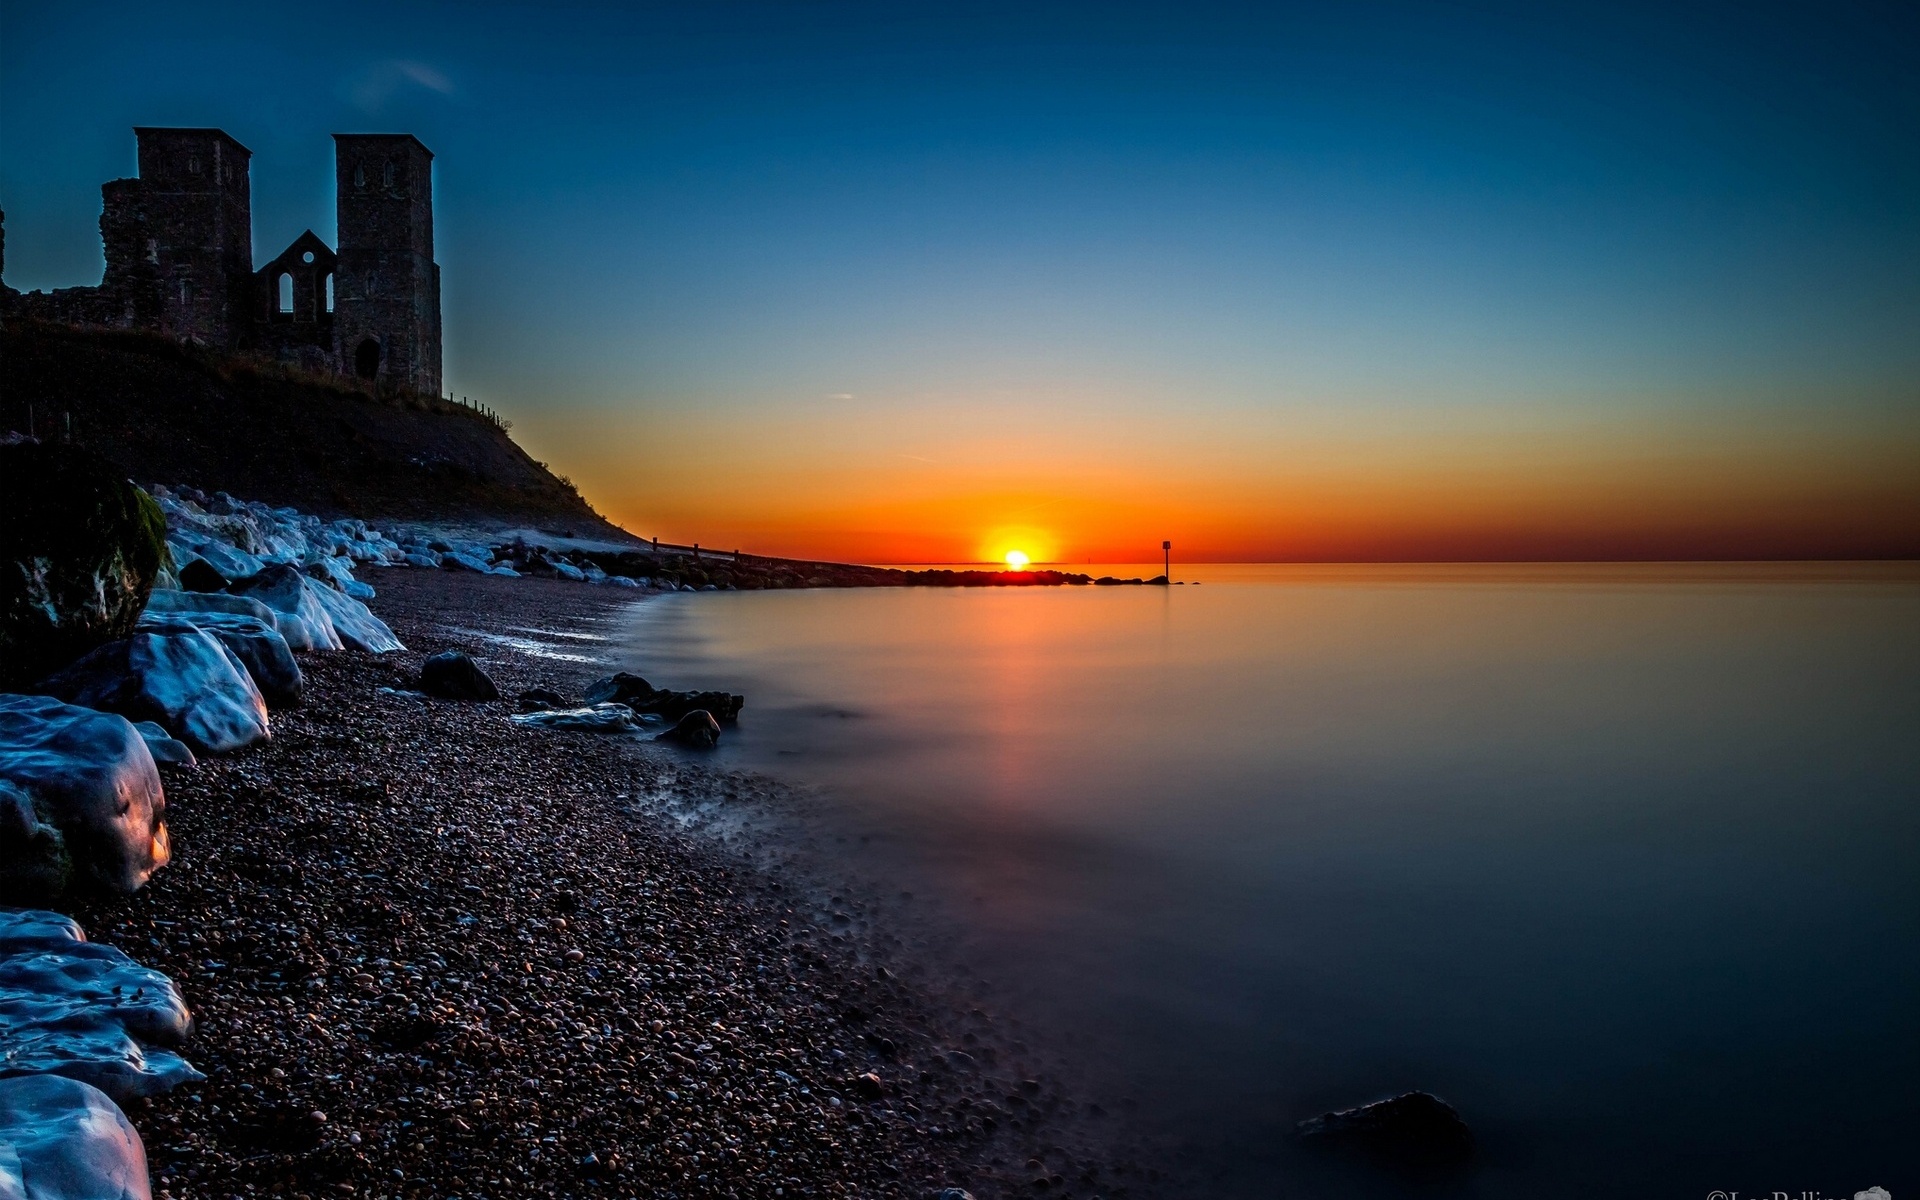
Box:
(1, 322, 633, 539)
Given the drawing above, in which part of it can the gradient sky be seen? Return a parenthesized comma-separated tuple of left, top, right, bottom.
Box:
(3, 0, 1917, 561)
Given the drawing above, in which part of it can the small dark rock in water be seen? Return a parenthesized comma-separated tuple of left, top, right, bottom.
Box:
(1296, 1091, 1473, 1168)
(419, 650, 498, 701)
(177, 557, 230, 593)
(517, 686, 566, 711)
(585, 671, 744, 722)
(657, 709, 722, 748)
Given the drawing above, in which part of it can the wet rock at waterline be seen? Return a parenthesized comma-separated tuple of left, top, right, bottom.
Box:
(516, 687, 567, 711)
(657, 709, 723, 749)
(420, 650, 499, 701)
(584, 671, 745, 722)
(1295, 1091, 1474, 1169)
(39, 617, 270, 754)
(510, 702, 644, 733)
(0, 1074, 152, 1200)
(0, 695, 169, 895)
(0, 441, 170, 690)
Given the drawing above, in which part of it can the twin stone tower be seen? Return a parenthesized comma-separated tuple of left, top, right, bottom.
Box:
(1, 127, 442, 397)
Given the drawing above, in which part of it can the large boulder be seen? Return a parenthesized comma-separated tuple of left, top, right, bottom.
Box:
(583, 672, 744, 722)
(0, 694, 168, 895)
(39, 617, 270, 754)
(1295, 1091, 1474, 1169)
(227, 564, 342, 651)
(307, 583, 403, 653)
(139, 610, 301, 707)
(0, 442, 169, 690)
(420, 650, 498, 701)
(0, 1074, 151, 1200)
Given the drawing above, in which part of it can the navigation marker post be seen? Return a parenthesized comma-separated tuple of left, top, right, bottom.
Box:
(1163, 540, 1171, 582)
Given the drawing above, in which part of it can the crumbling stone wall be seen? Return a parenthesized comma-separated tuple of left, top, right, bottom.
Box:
(1, 127, 443, 397)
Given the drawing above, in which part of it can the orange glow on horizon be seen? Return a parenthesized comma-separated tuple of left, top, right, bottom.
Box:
(509, 396, 1920, 564)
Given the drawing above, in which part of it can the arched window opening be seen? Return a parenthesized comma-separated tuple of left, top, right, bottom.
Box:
(187, 155, 202, 176)
(277, 273, 293, 314)
(354, 164, 366, 190)
(383, 159, 396, 189)
(355, 338, 381, 381)
(323, 273, 334, 313)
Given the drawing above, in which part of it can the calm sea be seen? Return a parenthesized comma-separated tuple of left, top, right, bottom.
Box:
(615, 563, 1920, 1197)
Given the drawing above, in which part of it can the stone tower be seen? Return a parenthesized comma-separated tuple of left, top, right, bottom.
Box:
(101, 128, 254, 348)
(332, 134, 441, 395)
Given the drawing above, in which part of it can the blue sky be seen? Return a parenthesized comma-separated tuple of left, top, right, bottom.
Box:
(3, 0, 1916, 558)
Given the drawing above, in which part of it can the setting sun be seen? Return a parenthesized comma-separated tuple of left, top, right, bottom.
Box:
(1004, 550, 1031, 570)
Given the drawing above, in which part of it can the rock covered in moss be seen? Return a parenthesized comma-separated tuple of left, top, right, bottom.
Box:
(0, 441, 169, 689)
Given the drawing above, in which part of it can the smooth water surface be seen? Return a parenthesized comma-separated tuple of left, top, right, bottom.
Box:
(617, 564, 1920, 1196)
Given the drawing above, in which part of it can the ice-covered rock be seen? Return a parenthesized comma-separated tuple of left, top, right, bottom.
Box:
(342, 579, 377, 600)
(509, 703, 640, 732)
(302, 553, 358, 592)
(400, 552, 440, 569)
(581, 563, 609, 583)
(169, 536, 264, 584)
(137, 611, 301, 708)
(227, 565, 343, 652)
(551, 562, 586, 582)
(439, 551, 493, 573)
(0, 695, 167, 894)
(39, 618, 270, 755)
(607, 576, 640, 588)
(1, 443, 170, 690)
(307, 584, 404, 654)
(0, 1074, 151, 1200)
(129, 722, 195, 769)
(0, 910, 200, 1105)
(0, 911, 85, 955)
(141, 589, 276, 624)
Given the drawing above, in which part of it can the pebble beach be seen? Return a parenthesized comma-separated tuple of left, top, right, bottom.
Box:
(64, 569, 1126, 1200)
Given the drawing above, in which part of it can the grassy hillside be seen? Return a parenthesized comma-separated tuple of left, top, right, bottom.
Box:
(0, 321, 632, 540)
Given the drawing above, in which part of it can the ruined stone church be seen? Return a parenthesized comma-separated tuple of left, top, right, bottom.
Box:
(0, 127, 442, 396)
